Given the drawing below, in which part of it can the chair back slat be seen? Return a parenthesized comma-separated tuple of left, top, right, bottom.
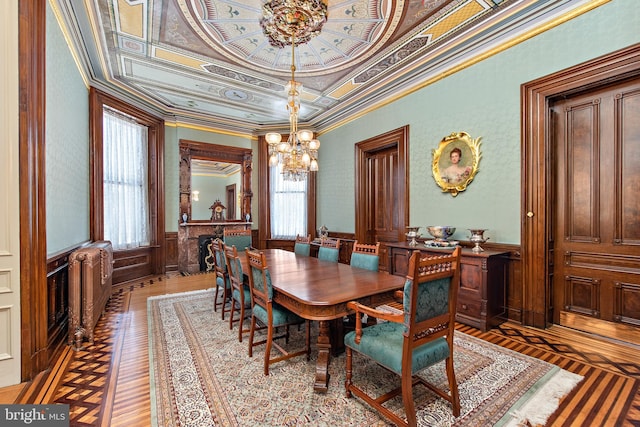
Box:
(352, 241, 380, 256)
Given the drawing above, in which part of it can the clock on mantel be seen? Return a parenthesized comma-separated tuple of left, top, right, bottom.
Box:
(210, 199, 226, 221)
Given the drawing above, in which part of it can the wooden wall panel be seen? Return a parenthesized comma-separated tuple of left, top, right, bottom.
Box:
(565, 102, 599, 242)
(617, 89, 640, 245)
(112, 248, 152, 283)
(46, 255, 69, 361)
(165, 232, 178, 272)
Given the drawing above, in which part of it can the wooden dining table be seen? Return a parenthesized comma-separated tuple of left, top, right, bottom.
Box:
(240, 248, 405, 392)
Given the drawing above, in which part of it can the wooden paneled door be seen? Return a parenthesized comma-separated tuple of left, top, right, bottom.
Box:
(550, 77, 640, 344)
(355, 126, 409, 271)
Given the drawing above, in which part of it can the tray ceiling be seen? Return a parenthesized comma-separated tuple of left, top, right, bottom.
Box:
(53, 0, 598, 135)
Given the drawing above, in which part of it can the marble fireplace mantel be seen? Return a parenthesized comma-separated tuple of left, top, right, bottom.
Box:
(178, 222, 252, 273)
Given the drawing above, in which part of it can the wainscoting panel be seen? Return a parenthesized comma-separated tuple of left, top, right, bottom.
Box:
(46, 249, 75, 364)
(165, 232, 178, 272)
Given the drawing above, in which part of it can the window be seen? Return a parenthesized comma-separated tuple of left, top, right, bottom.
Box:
(102, 107, 150, 250)
(269, 162, 307, 239)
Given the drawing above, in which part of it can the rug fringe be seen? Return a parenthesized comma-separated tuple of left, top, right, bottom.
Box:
(503, 368, 583, 426)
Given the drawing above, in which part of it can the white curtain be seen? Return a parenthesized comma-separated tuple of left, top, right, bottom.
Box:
(103, 107, 150, 250)
(269, 163, 307, 239)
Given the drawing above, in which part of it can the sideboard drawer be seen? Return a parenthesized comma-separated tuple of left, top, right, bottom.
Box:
(457, 295, 481, 318)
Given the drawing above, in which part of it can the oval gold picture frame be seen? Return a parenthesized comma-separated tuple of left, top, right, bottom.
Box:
(432, 132, 482, 197)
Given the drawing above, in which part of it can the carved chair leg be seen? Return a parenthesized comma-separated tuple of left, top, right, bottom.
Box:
(402, 372, 417, 427)
(345, 347, 353, 398)
(238, 303, 245, 342)
(229, 298, 237, 330)
(446, 356, 461, 417)
(248, 316, 256, 357)
(213, 286, 220, 312)
(264, 323, 274, 376)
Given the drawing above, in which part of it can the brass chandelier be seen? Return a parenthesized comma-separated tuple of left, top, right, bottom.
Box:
(261, 0, 327, 181)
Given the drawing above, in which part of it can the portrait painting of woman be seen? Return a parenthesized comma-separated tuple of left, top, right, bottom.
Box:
(432, 132, 482, 196)
(440, 147, 472, 184)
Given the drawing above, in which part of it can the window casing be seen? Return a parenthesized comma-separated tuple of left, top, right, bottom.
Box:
(102, 107, 150, 250)
(89, 88, 165, 281)
(258, 135, 316, 246)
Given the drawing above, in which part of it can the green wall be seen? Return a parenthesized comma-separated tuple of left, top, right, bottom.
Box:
(317, 0, 640, 244)
(44, 0, 639, 250)
(45, 2, 90, 255)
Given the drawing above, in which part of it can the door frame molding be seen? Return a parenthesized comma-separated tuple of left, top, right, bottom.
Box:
(19, 0, 48, 381)
(354, 125, 409, 243)
(521, 43, 640, 328)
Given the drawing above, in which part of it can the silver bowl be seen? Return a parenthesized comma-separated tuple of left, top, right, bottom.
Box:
(426, 226, 456, 241)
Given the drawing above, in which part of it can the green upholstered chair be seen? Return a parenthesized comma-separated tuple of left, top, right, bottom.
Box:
(293, 234, 311, 256)
(245, 248, 311, 375)
(349, 241, 380, 271)
(344, 247, 462, 427)
(223, 227, 252, 251)
(211, 239, 232, 320)
(317, 238, 340, 263)
(224, 244, 251, 342)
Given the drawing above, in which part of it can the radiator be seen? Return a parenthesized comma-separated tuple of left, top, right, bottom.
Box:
(68, 240, 114, 350)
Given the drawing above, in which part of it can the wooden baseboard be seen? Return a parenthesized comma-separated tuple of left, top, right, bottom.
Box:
(560, 311, 640, 346)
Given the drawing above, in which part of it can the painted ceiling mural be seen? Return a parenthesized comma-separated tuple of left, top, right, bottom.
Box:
(54, 0, 597, 134)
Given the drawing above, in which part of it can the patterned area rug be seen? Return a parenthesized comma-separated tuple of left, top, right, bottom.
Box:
(148, 290, 582, 426)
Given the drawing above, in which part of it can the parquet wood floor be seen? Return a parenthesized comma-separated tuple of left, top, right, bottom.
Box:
(1, 272, 638, 426)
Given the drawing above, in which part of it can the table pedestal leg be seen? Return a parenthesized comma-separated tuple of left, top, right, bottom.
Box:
(314, 320, 332, 393)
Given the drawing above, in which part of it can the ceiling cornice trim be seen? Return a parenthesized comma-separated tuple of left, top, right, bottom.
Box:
(165, 120, 257, 140)
(317, 0, 611, 135)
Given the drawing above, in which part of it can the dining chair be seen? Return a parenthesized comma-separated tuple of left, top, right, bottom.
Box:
(293, 234, 311, 256)
(225, 244, 251, 342)
(211, 239, 232, 320)
(317, 238, 340, 263)
(344, 247, 462, 427)
(349, 241, 380, 271)
(223, 227, 252, 251)
(245, 248, 311, 375)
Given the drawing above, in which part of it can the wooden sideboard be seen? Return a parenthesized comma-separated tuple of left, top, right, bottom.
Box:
(386, 242, 508, 331)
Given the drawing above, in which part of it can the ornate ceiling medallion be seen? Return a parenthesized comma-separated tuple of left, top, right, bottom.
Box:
(260, 0, 328, 48)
